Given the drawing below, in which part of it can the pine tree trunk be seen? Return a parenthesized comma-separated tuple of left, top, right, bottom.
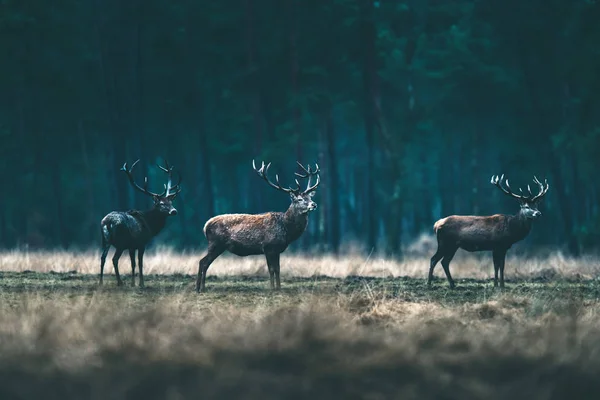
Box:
(244, 0, 264, 214)
(325, 108, 340, 254)
(359, 0, 378, 250)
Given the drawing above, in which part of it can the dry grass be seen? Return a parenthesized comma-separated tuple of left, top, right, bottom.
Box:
(2, 236, 599, 282)
(1, 242, 600, 399)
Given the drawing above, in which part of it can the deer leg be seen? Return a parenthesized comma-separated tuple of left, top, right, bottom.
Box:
(440, 247, 458, 289)
(100, 246, 110, 285)
(265, 253, 280, 290)
(196, 245, 224, 293)
(493, 250, 507, 288)
(428, 248, 444, 286)
(493, 256, 499, 287)
(274, 254, 281, 290)
(129, 249, 136, 287)
(112, 248, 124, 286)
(265, 254, 275, 289)
(138, 247, 146, 288)
(499, 257, 506, 288)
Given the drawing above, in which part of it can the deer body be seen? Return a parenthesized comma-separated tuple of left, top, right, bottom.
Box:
(100, 160, 181, 288)
(204, 209, 308, 257)
(428, 175, 549, 289)
(433, 213, 533, 252)
(101, 209, 169, 250)
(196, 160, 320, 293)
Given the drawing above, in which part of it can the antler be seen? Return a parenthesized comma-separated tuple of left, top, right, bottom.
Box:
(491, 174, 549, 202)
(530, 176, 549, 202)
(121, 160, 164, 197)
(295, 161, 320, 194)
(157, 159, 182, 198)
(252, 160, 302, 194)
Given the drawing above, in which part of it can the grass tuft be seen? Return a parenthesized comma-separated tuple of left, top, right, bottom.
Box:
(0, 247, 600, 399)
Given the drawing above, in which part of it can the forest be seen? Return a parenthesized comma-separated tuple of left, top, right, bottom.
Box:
(1, 0, 599, 256)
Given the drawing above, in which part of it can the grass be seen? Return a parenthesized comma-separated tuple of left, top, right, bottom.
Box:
(2, 242, 600, 399)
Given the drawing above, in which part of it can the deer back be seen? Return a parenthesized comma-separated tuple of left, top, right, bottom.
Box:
(205, 211, 299, 255)
(101, 210, 162, 249)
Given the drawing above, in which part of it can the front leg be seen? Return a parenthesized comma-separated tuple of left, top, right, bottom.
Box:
(112, 248, 124, 286)
(265, 253, 280, 290)
(492, 249, 507, 288)
(129, 248, 136, 287)
(138, 247, 146, 288)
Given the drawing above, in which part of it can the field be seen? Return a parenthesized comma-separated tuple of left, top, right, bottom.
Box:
(2, 242, 600, 400)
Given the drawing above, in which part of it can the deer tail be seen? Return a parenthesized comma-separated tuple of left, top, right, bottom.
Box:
(101, 223, 111, 247)
(433, 218, 446, 234)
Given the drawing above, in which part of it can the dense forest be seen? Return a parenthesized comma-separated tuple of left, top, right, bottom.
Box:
(1, 0, 599, 255)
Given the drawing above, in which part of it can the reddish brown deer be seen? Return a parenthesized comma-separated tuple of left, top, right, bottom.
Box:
(195, 160, 320, 293)
(428, 175, 549, 288)
(100, 159, 182, 287)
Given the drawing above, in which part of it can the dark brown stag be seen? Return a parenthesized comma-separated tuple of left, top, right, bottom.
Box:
(428, 175, 549, 288)
(196, 160, 320, 293)
(100, 159, 182, 287)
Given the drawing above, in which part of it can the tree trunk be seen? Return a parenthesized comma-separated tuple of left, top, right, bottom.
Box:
(51, 163, 66, 248)
(470, 128, 480, 215)
(79, 121, 98, 244)
(133, 0, 146, 210)
(244, 0, 264, 214)
(93, 0, 131, 210)
(325, 108, 340, 254)
(199, 132, 215, 222)
(359, 0, 378, 250)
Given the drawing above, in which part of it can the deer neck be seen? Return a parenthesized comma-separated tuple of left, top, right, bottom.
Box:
(283, 206, 309, 243)
(138, 208, 168, 236)
(507, 211, 534, 243)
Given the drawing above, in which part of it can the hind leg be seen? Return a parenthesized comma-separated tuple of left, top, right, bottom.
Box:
(441, 247, 458, 289)
(100, 246, 110, 285)
(112, 248, 124, 286)
(129, 249, 136, 287)
(492, 249, 507, 288)
(196, 244, 225, 293)
(428, 248, 444, 286)
(138, 247, 146, 288)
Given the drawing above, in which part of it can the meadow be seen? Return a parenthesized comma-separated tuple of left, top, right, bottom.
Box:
(1, 238, 600, 399)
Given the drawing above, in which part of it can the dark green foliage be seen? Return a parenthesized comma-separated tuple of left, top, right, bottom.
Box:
(0, 0, 599, 253)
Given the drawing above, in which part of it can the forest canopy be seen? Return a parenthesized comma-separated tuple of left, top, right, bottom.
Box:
(0, 0, 599, 255)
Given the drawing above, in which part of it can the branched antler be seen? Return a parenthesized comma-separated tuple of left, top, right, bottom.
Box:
(252, 160, 302, 194)
(121, 160, 164, 197)
(158, 159, 182, 198)
(121, 159, 182, 199)
(491, 174, 549, 202)
(295, 161, 320, 194)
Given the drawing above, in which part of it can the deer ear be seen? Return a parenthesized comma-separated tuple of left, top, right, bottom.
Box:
(289, 192, 298, 201)
(308, 191, 316, 198)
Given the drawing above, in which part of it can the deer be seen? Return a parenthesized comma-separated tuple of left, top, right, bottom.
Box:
(100, 159, 182, 288)
(195, 160, 320, 293)
(428, 174, 549, 289)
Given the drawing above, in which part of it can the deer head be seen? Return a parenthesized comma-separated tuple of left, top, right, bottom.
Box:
(252, 160, 320, 214)
(121, 159, 182, 216)
(491, 174, 549, 219)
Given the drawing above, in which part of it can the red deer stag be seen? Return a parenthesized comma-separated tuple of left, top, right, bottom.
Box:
(428, 175, 549, 289)
(195, 160, 320, 293)
(100, 159, 182, 287)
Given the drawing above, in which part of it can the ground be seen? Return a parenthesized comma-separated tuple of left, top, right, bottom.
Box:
(1, 245, 600, 399)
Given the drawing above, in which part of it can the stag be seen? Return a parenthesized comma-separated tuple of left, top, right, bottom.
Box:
(428, 175, 549, 288)
(100, 159, 182, 287)
(195, 160, 320, 293)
